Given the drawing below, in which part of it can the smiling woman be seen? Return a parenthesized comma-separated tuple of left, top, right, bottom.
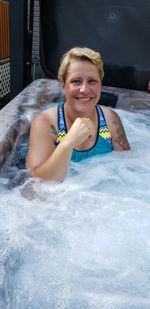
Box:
(60, 60, 101, 117)
(27, 47, 130, 181)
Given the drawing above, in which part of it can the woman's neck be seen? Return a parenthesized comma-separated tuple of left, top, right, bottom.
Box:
(64, 102, 97, 128)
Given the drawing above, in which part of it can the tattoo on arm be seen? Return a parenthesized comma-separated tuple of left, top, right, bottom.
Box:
(111, 111, 130, 150)
(50, 124, 58, 136)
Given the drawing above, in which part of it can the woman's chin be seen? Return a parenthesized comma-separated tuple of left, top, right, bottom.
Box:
(74, 100, 95, 114)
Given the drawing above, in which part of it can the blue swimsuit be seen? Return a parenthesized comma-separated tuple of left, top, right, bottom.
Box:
(55, 103, 113, 162)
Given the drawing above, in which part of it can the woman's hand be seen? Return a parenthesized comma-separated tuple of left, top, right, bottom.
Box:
(65, 117, 96, 148)
(27, 112, 96, 181)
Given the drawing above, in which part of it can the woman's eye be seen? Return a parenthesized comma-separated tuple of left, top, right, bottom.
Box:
(71, 80, 81, 85)
(89, 80, 97, 85)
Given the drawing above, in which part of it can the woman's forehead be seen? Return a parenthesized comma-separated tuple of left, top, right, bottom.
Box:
(67, 59, 99, 76)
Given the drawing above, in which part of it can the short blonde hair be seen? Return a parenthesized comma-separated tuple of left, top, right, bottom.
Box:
(58, 47, 104, 83)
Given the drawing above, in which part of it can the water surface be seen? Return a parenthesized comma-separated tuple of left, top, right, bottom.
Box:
(0, 109, 150, 309)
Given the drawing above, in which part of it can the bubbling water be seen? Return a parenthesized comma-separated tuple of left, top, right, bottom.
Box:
(0, 109, 150, 309)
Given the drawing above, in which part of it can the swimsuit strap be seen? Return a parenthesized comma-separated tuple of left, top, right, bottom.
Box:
(96, 105, 112, 143)
(55, 103, 112, 146)
(55, 103, 67, 145)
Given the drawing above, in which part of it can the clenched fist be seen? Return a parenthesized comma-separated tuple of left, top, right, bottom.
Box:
(65, 117, 96, 148)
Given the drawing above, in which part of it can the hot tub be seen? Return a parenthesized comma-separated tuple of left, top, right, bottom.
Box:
(0, 79, 150, 308)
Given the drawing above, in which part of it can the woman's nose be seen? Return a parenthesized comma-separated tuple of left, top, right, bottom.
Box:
(79, 82, 89, 93)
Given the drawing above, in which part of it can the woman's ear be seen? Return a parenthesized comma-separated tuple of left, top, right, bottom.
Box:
(61, 81, 65, 88)
(60, 81, 66, 101)
(61, 81, 65, 89)
(61, 81, 66, 95)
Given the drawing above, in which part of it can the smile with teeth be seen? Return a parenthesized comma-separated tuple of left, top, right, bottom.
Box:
(76, 97, 93, 101)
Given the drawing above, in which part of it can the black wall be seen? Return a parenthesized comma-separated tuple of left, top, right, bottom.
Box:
(40, 0, 150, 90)
(9, 0, 27, 100)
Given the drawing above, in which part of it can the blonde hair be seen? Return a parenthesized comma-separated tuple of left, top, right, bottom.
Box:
(58, 47, 104, 83)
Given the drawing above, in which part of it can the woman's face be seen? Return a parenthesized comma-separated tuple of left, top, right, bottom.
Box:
(62, 59, 101, 116)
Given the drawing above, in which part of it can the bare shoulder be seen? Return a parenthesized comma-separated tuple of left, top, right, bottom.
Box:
(100, 105, 130, 151)
(27, 106, 58, 169)
(101, 105, 121, 126)
(29, 105, 59, 149)
(31, 106, 57, 126)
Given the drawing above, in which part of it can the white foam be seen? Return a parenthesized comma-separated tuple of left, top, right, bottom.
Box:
(0, 109, 150, 308)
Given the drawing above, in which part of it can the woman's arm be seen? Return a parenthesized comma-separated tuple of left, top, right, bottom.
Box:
(26, 112, 73, 181)
(27, 113, 95, 181)
(102, 107, 130, 151)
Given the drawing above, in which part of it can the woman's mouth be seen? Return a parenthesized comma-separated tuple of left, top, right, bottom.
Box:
(76, 97, 93, 102)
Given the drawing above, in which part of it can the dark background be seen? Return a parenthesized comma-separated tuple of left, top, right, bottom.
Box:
(9, 0, 27, 100)
(40, 0, 150, 90)
(3, 0, 149, 110)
